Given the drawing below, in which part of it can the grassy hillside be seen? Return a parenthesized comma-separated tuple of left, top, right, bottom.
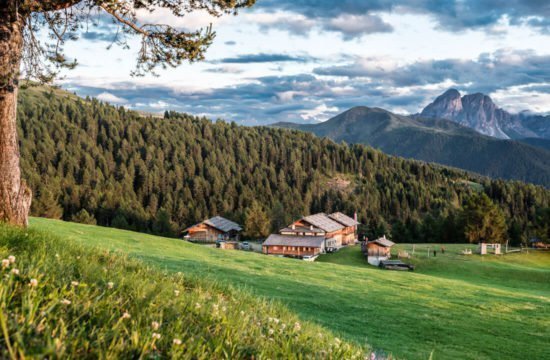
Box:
(31, 218, 550, 360)
(0, 223, 365, 358)
(274, 106, 550, 186)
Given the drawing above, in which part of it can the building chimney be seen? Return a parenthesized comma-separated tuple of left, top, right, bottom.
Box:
(292, 224, 296, 230)
(310, 225, 313, 230)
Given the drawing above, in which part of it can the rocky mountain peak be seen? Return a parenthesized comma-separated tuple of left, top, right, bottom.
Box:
(421, 89, 463, 120)
(420, 89, 516, 139)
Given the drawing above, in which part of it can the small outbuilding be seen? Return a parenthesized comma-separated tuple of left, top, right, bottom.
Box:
(184, 216, 242, 243)
(262, 234, 326, 258)
(362, 235, 395, 266)
(478, 242, 501, 255)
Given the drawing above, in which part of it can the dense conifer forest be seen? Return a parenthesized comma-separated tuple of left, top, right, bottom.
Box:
(16, 86, 550, 244)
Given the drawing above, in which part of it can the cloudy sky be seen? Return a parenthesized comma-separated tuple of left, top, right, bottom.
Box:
(54, 0, 550, 125)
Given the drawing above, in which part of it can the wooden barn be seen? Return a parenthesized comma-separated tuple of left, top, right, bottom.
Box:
(362, 235, 395, 266)
(262, 234, 326, 257)
(184, 216, 242, 243)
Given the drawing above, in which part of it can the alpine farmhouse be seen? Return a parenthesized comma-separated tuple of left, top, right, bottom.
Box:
(262, 212, 359, 258)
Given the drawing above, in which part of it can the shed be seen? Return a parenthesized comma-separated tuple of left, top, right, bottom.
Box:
(363, 235, 395, 266)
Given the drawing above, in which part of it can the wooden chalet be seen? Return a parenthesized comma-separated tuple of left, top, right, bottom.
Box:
(362, 235, 395, 266)
(184, 216, 242, 243)
(289, 212, 359, 248)
(328, 212, 360, 245)
(262, 234, 326, 257)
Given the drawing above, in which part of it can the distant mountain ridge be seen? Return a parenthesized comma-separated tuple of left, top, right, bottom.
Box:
(419, 89, 550, 140)
(274, 106, 550, 187)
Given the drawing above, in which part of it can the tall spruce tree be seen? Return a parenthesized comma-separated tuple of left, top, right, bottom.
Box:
(244, 201, 271, 239)
(462, 193, 507, 244)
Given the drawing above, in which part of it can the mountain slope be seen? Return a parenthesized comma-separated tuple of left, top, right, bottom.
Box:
(420, 89, 550, 140)
(274, 106, 550, 186)
(16, 86, 550, 243)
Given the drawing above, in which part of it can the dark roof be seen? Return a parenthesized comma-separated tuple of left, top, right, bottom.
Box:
(205, 216, 242, 232)
(368, 236, 395, 247)
(302, 213, 344, 232)
(329, 212, 360, 227)
(185, 216, 242, 233)
(263, 234, 326, 247)
(280, 226, 325, 234)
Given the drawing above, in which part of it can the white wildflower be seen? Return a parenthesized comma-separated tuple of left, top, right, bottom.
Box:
(71, 281, 79, 287)
(173, 338, 182, 345)
(268, 328, 274, 335)
(195, 303, 201, 309)
(107, 282, 114, 289)
(240, 311, 245, 316)
(294, 322, 301, 331)
(29, 278, 38, 287)
(11, 268, 19, 275)
(273, 318, 280, 324)
(222, 306, 227, 312)
(151, 321, 160, 330)
(8, 255, 15, 264)
(152, 332, 161, 340)
(61, 299, 71, 305)
(1, 259, 9, 268)
(121, 312, 131, 320)
(174, 290, 180, 296)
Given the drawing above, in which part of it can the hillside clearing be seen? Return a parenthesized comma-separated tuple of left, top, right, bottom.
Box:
(31, 218, 550, 360)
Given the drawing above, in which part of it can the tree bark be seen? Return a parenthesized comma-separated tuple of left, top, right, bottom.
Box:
(0, 2, 32, 226)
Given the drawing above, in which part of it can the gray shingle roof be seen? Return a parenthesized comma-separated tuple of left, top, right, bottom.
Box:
(302, 213, 344, 232)
(263, 234, 326, 247)
(329, 212, 360, 227)
(280, 226, 325, 234)
(204, 216, 242, 232)
(369, 236, 395, 247)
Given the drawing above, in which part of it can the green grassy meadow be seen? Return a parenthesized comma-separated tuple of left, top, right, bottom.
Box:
(31, 218, 550, 360)
(0, 223, 364, 359)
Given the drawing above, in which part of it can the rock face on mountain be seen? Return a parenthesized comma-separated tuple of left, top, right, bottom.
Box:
(274, 106, 550, 187)
(420, 89, 548, 140)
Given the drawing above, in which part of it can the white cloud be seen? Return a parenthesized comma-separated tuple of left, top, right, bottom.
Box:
(327, 14, 393, 38)
(96, 92, 128, 104)
(299, 103, 339, 122)
(491, 84, 550, 113)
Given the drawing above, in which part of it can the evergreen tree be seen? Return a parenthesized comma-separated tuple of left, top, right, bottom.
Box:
(462, 193, 507, 244)
(244, 202, 271, 239)
(71, 209, 97, 225)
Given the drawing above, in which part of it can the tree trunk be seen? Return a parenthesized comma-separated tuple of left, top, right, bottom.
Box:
(0, 3, 31, 226)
